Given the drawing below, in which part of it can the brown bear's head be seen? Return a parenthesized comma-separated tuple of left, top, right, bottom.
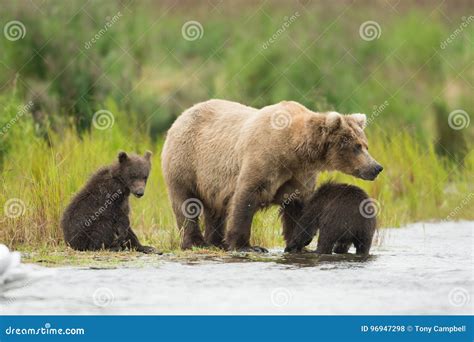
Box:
(116, 151, 152, 197)
(316, 112, 383, 181)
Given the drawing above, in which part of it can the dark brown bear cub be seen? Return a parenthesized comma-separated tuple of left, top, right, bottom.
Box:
(285, 182, 376, 255)
(61, 151, 160, 254)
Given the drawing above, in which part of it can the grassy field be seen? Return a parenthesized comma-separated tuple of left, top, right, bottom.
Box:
(0, 1, 472, 253)
(1, 96, 472, 251)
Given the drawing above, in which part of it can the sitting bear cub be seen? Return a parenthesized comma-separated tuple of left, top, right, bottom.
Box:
(61, 151, 160, 254)
(289, 182, 376, 255)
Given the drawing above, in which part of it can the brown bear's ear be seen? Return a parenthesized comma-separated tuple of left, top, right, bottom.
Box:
(144, 150, 152, 161)
(325, 112, 342, 132)
(349, 113, 367, 130)
(118, 151, 128, 163)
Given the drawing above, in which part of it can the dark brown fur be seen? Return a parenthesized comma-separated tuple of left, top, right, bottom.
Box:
(60, 151, 160, 254)
(285, 182, 376, 254)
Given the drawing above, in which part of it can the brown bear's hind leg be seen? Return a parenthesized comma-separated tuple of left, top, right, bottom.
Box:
(204, 209, 227, 249)
(169, 187, 207, 250)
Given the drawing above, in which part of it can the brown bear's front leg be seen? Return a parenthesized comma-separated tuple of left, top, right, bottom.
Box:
(225, 186, 268, 253)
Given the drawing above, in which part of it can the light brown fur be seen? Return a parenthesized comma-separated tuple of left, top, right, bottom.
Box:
(162, 99, 382, 251)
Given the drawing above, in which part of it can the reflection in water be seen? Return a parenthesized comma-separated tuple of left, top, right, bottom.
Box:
(277, 253, 374, 267)
(1, 221, 473, 315)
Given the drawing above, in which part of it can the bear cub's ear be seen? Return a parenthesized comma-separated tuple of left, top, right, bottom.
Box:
(349, 113, 367, 130)
(118, 151, 128, 163)
(144, 150, 152, 161)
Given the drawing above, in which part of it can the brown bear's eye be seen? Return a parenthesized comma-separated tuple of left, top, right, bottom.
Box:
(354, 144, 362, 153)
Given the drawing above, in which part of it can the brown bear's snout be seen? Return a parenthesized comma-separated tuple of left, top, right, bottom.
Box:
(374, 164, 384, 174)
(361, 163, 383, 180)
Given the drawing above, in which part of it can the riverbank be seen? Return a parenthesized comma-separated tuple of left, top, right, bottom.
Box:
(2, 221, 472, 315)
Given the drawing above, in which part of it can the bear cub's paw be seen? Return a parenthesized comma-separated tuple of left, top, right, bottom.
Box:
(137, 246, 163, 255)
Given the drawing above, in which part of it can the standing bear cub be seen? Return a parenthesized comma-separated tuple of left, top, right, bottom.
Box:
(61, 151, 160, 254)
(287, 182, 376, 255)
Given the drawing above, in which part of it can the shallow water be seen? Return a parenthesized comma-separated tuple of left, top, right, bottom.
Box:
(1, 222, 473, 315)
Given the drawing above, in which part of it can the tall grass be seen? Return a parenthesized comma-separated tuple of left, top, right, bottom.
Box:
(1, 93, 472, 250)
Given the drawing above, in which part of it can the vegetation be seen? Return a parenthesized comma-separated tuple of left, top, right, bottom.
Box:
(0, 1, 472, 252)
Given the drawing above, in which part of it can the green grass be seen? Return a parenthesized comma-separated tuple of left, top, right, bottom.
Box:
(1, 96, 472, 252)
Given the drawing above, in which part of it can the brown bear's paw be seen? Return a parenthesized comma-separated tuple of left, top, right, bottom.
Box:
(137, 246, 163, 255)
(236, 246, 269, 253)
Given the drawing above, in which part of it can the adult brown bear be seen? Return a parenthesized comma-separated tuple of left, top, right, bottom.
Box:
(162, 99, 382, 252)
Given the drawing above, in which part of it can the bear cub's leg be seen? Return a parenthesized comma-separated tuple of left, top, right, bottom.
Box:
(314, 229, 339, 254)
(122, 227, 161, 254)
(333, 241, 351, 254)
(353, 234, 373, 255)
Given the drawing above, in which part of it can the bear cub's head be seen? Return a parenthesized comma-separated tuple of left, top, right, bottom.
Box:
(322, 112, 383, 181)
(116, 151, 152, 197)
